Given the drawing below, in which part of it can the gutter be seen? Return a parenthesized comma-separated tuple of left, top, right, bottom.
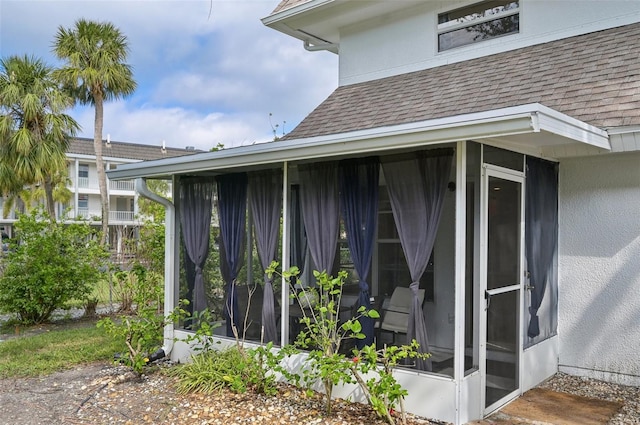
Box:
(303, 39, 338, 52)
(135, 178, 175, 360)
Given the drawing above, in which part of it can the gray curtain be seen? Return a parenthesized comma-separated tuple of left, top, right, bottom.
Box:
(249, 169, 283, 344)
(179, 177, 215, 313)
(298, 162, 340, 274)
(216, 172, 248, 337)
(339, 157, 379, 348)
(290, 184, 307, 277)
(525, 157, 558, 341)
(382, 149, 454, 371)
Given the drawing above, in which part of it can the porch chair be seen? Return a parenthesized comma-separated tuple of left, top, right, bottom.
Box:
(374, 286, 425, 348)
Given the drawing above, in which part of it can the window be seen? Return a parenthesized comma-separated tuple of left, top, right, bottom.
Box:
(78, 164, 89, 178)
(438, 1, 519, 52)
(78, 194, 88, 209)
(78, 164, 89, 188)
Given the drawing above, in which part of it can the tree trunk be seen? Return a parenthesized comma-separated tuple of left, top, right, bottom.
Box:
(94, 93, 109, 246)
(44, 177, 56, 219)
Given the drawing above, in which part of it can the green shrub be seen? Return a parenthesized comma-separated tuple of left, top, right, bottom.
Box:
(97, 263, 165, 374)
(167, 344, 286, 396)
(0, 208, 108, 324)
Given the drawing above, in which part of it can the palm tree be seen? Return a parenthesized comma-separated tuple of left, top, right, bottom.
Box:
(0, 55, 79, 218)
(53, 19, 136, 246)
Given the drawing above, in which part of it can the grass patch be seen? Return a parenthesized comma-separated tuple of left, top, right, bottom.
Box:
(0, 325, 125, 378)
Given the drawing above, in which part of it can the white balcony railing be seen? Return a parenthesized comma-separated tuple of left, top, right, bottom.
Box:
(109, 179, 135, 191)
(109, 210, 135, 221)
(77, 177, 99, 189)
(70, 209, 135, 222)
(77, 177, 89, 188)
(76, 177, 134, 192)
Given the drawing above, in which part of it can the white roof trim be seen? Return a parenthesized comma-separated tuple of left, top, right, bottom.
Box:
(261, 0, 333, 26)
(107, 103, 609, 180)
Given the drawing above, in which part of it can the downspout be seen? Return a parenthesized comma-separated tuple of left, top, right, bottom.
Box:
(135, 177, 175, 361)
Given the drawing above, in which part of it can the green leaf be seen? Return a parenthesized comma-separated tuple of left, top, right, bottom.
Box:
(367, 310, 380, 319)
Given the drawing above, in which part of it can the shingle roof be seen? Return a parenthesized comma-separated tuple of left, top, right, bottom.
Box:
(67, 138, 201, 161)
(271, 0, 312, 14)
(285, 22, 640, 140)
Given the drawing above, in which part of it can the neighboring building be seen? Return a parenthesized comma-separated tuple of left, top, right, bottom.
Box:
(0, 137, 199, 257)
(108, 2, 640, 424)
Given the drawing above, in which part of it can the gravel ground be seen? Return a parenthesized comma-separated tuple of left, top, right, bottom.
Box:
(539, 373, 640, 424)
(69, 363, 443, 425)
(1, 311, 638, 424)
(1, 361, 637, 425)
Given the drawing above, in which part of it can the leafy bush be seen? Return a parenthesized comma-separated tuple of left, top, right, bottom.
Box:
(0, 209, 108, 324)
(97, 264, 165, 374)
(267, 263, 379, 415)
(110, 263, 163, 313)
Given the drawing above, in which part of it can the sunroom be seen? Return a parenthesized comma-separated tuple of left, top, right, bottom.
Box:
(108, 103, 608, 424)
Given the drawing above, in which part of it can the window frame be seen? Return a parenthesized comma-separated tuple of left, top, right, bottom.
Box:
(437, 0, 520, 52)
(77, 194, 89, 209)
(78, 163, 89, 179)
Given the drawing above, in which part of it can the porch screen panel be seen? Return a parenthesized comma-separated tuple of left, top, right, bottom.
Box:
(290, 184, 307, 279)
(249, 169, 283, 344)
(525, 157, 558, 345)
(339, 157, 379, 348)
(216, 172, 248, 337)
(298, 162, 340, 274)
(183, 246, 196, 318)
(382, 148, 454, 371)
(179, 177, 215, 314)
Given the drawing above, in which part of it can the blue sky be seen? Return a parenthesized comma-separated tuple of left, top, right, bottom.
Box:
(0, 0, 338, 151)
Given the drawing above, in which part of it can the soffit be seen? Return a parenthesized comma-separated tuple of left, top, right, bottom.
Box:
(263, 0, 423, 46)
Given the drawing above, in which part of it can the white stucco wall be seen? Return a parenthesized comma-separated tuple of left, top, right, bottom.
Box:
(338, 1, 640, 85)
(558, 152, 640, 386)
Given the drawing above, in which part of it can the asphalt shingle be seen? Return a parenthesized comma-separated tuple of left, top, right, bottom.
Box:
(284, 22, 640, 141)
(67, 138, 201, 161)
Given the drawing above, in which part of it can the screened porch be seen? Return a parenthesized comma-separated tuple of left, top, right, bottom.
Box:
(173, 140, 558, 384)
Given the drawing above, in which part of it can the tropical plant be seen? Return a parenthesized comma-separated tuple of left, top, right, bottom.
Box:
(53, 19, 137, 245)
(97, 263, 165, 374)
(0, 208, 108, 324)
(266, 262, 380, 415)
(351, 341, 429, 425)
(0, 54, 79, 217)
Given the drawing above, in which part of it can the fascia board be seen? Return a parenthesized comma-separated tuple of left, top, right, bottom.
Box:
(533, 104, 610, 150)
(606, 125, 640, 135)
(107, 103, 607, 180)
(261, 0, 334, 26)
(67, 154, 142, 163)
(108, 108, 538, 180)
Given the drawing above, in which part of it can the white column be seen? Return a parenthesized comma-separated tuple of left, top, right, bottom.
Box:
(454, 141, 467, 425)
(280, 162, 290, 346)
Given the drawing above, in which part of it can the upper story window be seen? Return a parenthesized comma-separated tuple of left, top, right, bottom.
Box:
(438, 1, 520, 52)
(78, 164, 89, 179)
(78, 194, 89, 209)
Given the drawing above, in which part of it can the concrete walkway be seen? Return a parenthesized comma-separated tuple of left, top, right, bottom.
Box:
(468, 388, 623, 424)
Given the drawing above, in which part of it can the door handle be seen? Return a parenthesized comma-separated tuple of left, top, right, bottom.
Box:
(484, 290, 491, 310)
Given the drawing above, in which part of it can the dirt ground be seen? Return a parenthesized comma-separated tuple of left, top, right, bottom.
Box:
(1, 318, 638, 425)
(0, 361, 443, 425)
(0, 318, 439, 425)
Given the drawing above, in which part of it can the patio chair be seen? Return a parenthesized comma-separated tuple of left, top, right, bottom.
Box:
(375, 286, 425, 348)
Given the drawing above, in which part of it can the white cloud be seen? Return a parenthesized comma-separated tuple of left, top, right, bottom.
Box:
(74, 101, 273, 150)
(1, 0, 338, 149)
